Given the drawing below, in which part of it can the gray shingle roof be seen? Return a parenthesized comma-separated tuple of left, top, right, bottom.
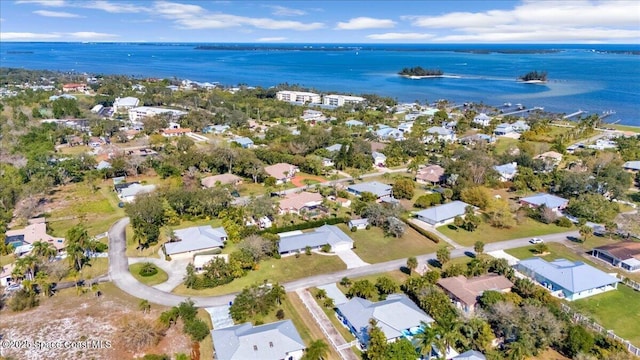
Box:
(520, 193, 568, 209)
(119, 183, 156, 198)
(454, 350, 487, 360)
(347, 181, 392, 198)
(337, 294, 434, 345)
(278, 225, 352, 253)
(415, 201, 470, 223)
(164, 226, 227, 255)
(623, 161, 640, 171)
(517, 258, 619, 293)
(212, 320, 305, 360)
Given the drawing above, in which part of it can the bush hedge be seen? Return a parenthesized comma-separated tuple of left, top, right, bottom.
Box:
(139, 263, 159, 277)
(404, 219, 441, 243)
(260, 217, 348, 234)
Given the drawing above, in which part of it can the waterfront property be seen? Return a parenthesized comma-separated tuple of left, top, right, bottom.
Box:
(277, 225, 353, 255)
(473, 113, 492, 127)
(519, 193, 568, 214)
(164, 225, 227, 260)
(323, 94, 366, 107)
(264, 163, 298, 184)
(516, 258, 620, 301)
(336, 293, 434, 349)
(276, 90, 321, 104)
(347, 181, 392, 200)
(414, 201, 471, 226)
(437, 274, 513, 314)
(592, 241, 640, 272)
(212, 320, 305, 360)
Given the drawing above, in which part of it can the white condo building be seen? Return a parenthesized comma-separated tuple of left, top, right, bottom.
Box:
(276, 90, 321, 104)
(128, 106, 187, 122)
(323, 94, 366, 107)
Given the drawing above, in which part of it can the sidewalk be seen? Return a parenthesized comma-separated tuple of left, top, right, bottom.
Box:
(295, 289, 359, 360)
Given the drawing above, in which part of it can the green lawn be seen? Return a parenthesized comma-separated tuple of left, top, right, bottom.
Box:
(437, 218, 570, 246)
(494, 138, 519, 155)
(571, 285, 640, 346)
(608, 124, 640, 133)
(172, 253, 346, 296)
(338, 224, 440, 263)
(1, 254, 15, 267)
(62, 257, 109, 282)
(58, 145, 91, 155)
(129, 262, 169, 286)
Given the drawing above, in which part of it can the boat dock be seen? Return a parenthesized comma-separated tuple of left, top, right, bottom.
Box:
(562, 110, 586, 119)
(501, 106, 544, 117)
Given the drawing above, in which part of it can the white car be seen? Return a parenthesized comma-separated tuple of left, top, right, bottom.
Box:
(530, 238, 544, 244)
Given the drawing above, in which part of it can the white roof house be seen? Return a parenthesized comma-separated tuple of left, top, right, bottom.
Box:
(117, 183, 156, 203)
(127, 106, 187, 122)
(494, 123, 514, 136)
(415, 201, 472, 226)
(519, 193, 568, 212)
(473, 113, 492, 127)
(426, 126, 456, 142)
(113, 96, 140, 112)
(372, 151, 386, 166)
(212, 320, 305, 360)
(277, 225, 353, 254)
(376, 127, 403, 141)
(164, 226, 227, 259)
(347, 181, 392, 199)
(336, 294, 434, 348)
(623, 161, 640, 171)
(493, 162, 518, 182)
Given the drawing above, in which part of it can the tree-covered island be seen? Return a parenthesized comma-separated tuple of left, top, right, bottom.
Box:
(398, 66, 444, 78)
(518, 70, 548, 83)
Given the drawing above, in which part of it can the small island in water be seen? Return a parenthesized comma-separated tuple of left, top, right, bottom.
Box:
(518, 70, 548, 83)
(399, 66, 444, 79)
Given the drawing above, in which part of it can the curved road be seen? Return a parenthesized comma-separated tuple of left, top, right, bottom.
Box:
(109, 217, 578, 307)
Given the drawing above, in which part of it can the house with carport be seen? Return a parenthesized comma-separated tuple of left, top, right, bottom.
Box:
(164, 225, 227, 260)
(516, 258, 620, 301)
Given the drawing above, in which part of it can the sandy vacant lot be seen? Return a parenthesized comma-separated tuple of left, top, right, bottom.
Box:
(0, 283, 191, 360)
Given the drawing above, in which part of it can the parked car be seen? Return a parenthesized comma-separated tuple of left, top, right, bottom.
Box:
(530, 238, 544, 244)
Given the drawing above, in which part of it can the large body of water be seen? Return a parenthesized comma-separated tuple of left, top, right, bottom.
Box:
(2, 42, 639, 125)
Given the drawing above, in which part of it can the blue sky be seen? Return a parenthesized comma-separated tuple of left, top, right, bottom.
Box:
(1, 0, 639, 43)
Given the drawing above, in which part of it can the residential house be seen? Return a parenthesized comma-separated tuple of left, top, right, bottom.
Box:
(372, 151, 386, 166)
(345, 119, 365, 127)
(535, 151, 563, 166)
(493, 162, 518, 182)
(278, 191, 323, 215)
(437, 274, 513, 314)
(276, 90, 321, 104)
(519, 193, 568, 214)
(321, 157, 334, 167)
(127, 106, 187, 122)
(0, 263, 16, 287)
(91, 104, 104, 114)
(426, 126, 456, 142)
(192, 254, 229, 273)
(323, 94, 365, 107)
(116, 182, 157, 203)
(512, 120, 530, 132)
(164, 226, 227, 260)
(325, 144, 344, 153)
(96, 160, 112, 170)
(453, 350, 487, 360)
(623, 161, 640, 172)
(348, 218, 369, 230)
(588, 139, 617, 150)
(459, 133, 495, 145)
(473, 113, 492, 127)
(398, 122, 414, 134)
(232, 137, 255, 149)
(347, 181, 392, 200)
(258, 216, 273, 229)
(592, 241, 640, 273)
(62, 83, 87, 92)
(162, 128, 192, 137)
(416, 164, 445, 185)
(336, 294, 434, 349)
(264, 163, 298, 184)
(328, 196, 351, 208)
(88, 137, 103, 148)
(301, 109, 328, 124)
(415, 201, 472, 226)
(4, 219, 66, 255)
(375, 127, 404, 141)
(516, 258, 619, 301)
(494, 123, 514, 136)
(277, 225, 353, 254)
(113, 97, 140, 112)
(201, 174, 243, 188)
(212, 320, 305, 360)
(203, 125, 230, 134)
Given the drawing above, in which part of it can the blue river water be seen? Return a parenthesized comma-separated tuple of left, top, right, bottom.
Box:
(1, 42, 639, 125)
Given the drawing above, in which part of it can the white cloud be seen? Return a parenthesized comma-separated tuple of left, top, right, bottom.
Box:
(16, 0, 66, 6)
(81, 0, 146, 13)
(0, 32, 61, 40)
(267, 5, 306, 17)
(336, 17, 396, 30)
(405, 1, 640, 42)
(257, 37, 287, 42)
(367, 32, 435, 40)
(67, 31, 118, 39)
(153, 1, 324, 31)
(33, 10, 83, 18)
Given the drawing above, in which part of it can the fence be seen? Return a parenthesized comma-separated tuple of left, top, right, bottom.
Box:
(623, 278, 640, 292)
(560, 303, 640, 357)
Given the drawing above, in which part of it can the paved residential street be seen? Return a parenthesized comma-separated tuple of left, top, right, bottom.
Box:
(109, 216, 578, 307)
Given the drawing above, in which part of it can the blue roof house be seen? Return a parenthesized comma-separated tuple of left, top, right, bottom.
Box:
(164, 226, 227, 260)
(212, 320, 305, 360)
(493, 162, 518, 182)
(345, 119, 364, 127)
(232, 137, 254, 148)
(347, 181, 392, 200)
(336, 294, 434, 349)
(494, 123, 514, 136)
(516, 258, 619, 301)
(278, 225, 353, 255)
(415, 201, 472, 226)
(520, 193, 568, 213)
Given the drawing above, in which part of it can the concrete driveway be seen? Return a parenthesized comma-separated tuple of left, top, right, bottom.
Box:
(334, 249, 369, 269)
(128, 256, 189, 292)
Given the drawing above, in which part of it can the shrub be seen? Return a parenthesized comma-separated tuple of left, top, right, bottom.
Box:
(183, 318, 210, 342)
(414, 193, 443, 208)
(351, 226, 357, 232)
(276, 309, 285, 320)
(404, 220, 441, 243)
(321, 244, 331, 253)
(305, 246, 312, 256)
(556, 217, 573, 228)
(365, 224, 371, 230)
(261, 217, 348, 234)
(139, 262, 159, 277)
(142, 355, 170, 360)
(9, 289, 39, 312)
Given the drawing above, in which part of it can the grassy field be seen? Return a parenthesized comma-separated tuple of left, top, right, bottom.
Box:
(437, 218, 570, 246)
(494, 137, 519, 155)
(61, 257, 109, 282)
(608, 124, 640, 133)
(172, 253, 347, 296)
(338, 224, 440, 263)
(571, 285, 640, 346)
(1, 254, 15, 267)
(506, 242, 601, 267)
(58, 145, 91, 155)
(129, 262, 169, 286)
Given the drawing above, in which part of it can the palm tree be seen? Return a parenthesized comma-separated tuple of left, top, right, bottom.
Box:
(505, 340, 529, 360)
(32, 241, 57, 260)
(434, 314, 465, 356)
(407, 256, 418, 275)
(302, 340, 329, 360)
(413, 322, 441, 359)
(15, 254, 38, 280)
(34, 270, 52, 297)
